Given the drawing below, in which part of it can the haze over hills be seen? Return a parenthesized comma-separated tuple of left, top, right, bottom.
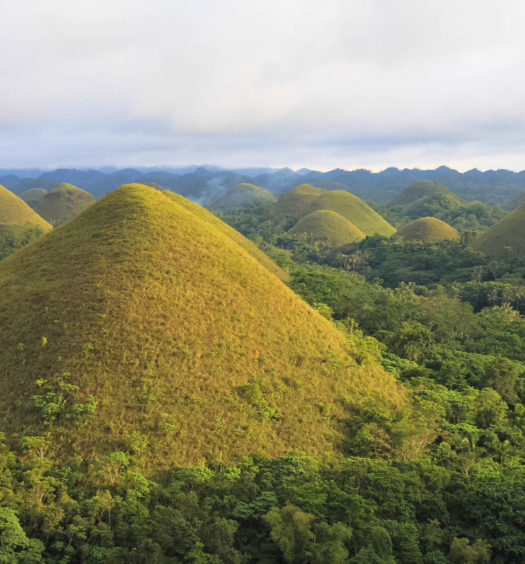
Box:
(0, 184, 404, 468)
(4, 165, 525, 206)
(209, 182, 277, 212)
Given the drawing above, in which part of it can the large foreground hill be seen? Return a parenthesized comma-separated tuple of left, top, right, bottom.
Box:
(0, 184, 404, 468)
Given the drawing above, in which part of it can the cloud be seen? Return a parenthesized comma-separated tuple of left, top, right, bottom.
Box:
(1, 0, 525, 170)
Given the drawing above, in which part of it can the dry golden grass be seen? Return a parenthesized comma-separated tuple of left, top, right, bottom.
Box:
(472, 204, 525, 257)
(395, 217, 460, 243)
(289, 210, 365, 246)
(0, 184, 405, 468)
(0, 185, 52, 231)
(277, 184, 395, 237)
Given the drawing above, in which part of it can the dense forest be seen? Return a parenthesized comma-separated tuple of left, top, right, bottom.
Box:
(1, 179, 525, 563)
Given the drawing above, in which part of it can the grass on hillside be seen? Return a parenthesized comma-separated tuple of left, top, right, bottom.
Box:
(395, 217, 460, 243)
(472, 203, 525, 257)
(210, 182, 277, 212)
(20, 188, 48, 208)
(0, 185, 52, 230)
(34, 183, 95, 225)
(0, 184, 406, 469)
(289, 209, 365, 247)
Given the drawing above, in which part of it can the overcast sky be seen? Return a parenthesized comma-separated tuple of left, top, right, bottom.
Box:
(1, 0, 525, 171)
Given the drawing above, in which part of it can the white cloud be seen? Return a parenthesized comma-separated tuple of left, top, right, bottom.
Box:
(1, 0, 525, 169)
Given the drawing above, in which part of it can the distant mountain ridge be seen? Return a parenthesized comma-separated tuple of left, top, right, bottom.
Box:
(2, 165, 525, 205)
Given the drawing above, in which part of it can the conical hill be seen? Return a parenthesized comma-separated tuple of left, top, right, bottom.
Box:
(289, 210, 365, 246)
(391, 180, 457, 206)
(277, 185, 395, 236)
(0, 184, 405, 467)
(34, 182, 95, 225)
(0, 185, 52, 259)
(395, 217, 460, 243)
(20, 188, 48, 208)
(0, 185, 51, 230)
(210, 182, 277, 212)
(472, 204, 525, 257)
(163, 190, 288, 280)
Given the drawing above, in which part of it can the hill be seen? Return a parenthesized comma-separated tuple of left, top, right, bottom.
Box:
(34, 183, 95, 225)
(289, 210, 365, 247)
(395, 217, 460, 243)
(277, 185, 395, 236)
(472, 204, 525, 257)
(0, 185, 52, 259)
(0, 184, 404, 467)
(390, 180, 454, 205)
(20, 187, 48, 208)
(210, 182, 277, 212)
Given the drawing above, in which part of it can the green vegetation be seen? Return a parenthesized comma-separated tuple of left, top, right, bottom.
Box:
(289, 210, 365, 247)
(210, 182, 277, 212)
(395, 217, 460, 243)
(0, 184, 403, 469)
(34, 183, 95, 225)
(387, 180, 505, 231)
(472, 203, 525, 257)
(0, 185, 52, 259)
(4, 178, 525, 561)
(20, 187, 48, 208)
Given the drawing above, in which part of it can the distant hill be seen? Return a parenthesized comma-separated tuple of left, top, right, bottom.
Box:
(289, 210, 365, 247)
(0, 184, 404, 467)
(210, 182, 277, 212)
(20, 188, 47, 208)
(34, 183, 95, 225)
(395, 217, 460, 243)
(277, 185, 395, 237)
(472, 204, 525, 257)
(0, 185, 52, 259)
(390, 181, 462, 219)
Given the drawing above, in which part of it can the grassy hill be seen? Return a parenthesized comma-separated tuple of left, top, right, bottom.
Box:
(34, 183, 95, 225)
(210, 182, 277, 212)
(395, 217, 460, 243)
(277, 185, 395, 236)
(0, 184, 404, 468)
(289, 209, 365, 247)
(0, 185, 52, 259)
(20, 187, 48, 208)
(391, 180, 454, 205)
(472, 204, 525, 257)
(164, 190, 288, 281)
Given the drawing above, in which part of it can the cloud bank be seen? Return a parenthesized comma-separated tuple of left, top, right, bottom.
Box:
(1, 0, 525, 170)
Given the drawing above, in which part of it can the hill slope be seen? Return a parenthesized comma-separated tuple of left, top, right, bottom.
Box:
(289, 210, 365, 246)
(0, 185, 52, 259)
(20, 188, 48, 208)
(391, 180, 455, 205)
(0, 184, 404, 467)
(34, 183, 95, 225)
(472, 204, 525, 257)
(210, 182, 277, 212)
(395, 217, 460, 243)
(277, 185, 395, 236)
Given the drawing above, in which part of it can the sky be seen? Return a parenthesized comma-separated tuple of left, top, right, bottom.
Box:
(1, 0, 525, 171)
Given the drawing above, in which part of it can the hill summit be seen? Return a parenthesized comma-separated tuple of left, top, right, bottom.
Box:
(0, 184, 404, 467)
(289, 209, 365, 247)
(0, 185, 52, 259)
(395, 217, 460, 243)
(472, 203, 525, 257)
(278, 184, 395, 236)
(210, 182, 277, 212)
(34, 183, 95, 225)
